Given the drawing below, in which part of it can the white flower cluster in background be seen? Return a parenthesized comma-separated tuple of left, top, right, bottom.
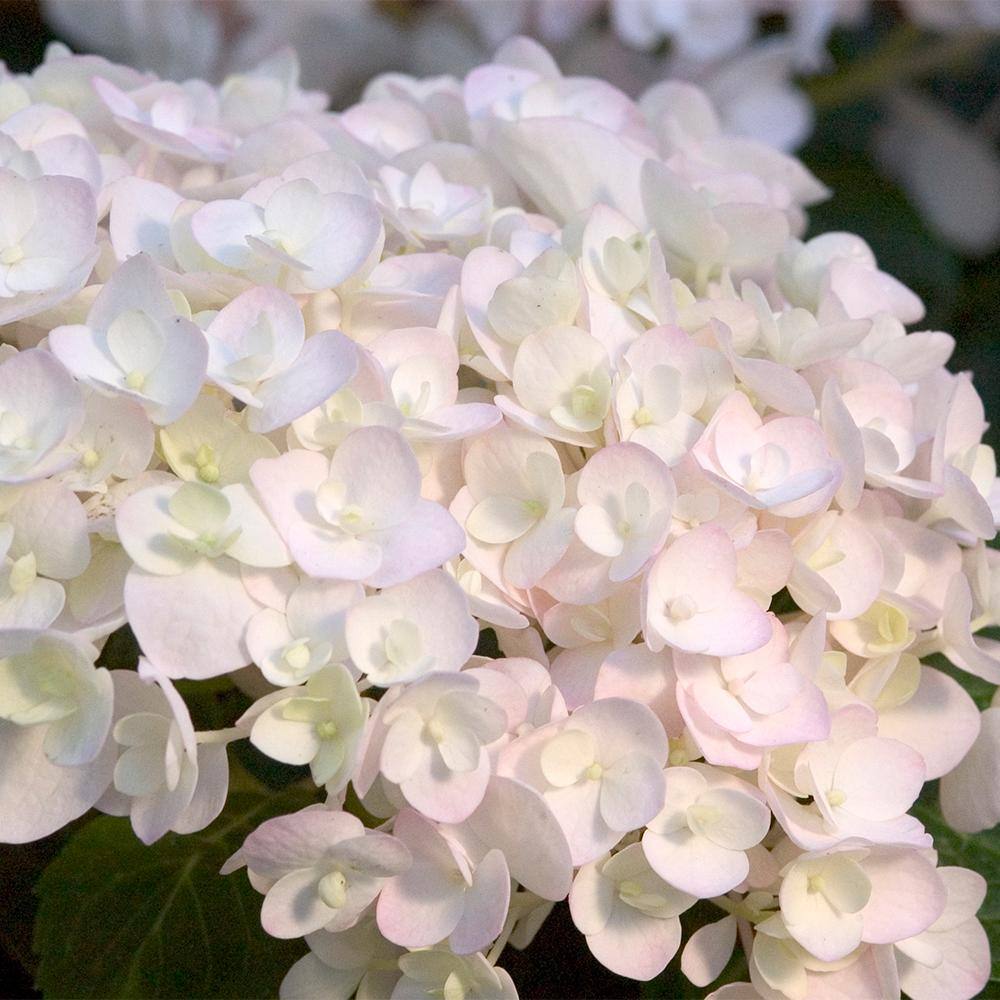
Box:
(0, 35, 997, 1000)
(42, 0, 1000, 254)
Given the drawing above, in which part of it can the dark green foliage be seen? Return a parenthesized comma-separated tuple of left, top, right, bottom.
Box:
(33, 789, 313, 999)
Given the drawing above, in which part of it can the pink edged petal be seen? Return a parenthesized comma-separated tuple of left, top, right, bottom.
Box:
(489, 117, 646, 226)
(738, 680, 830, 750)
(288, 524, 383, 581)
(348, 570, 478, 684)
(402, 755, 490, 824)
(280, 954, 364, 1000)
(940, 707, 1000, 834)
(932, 868, 987, 931)
(249, 331, 359, 433)
(377, 810, 465, 947)
(833, 737, 925, 821)
(191, 199, 265, 269)
(862, 849, 946, 945)
(450, 849, 510, 955)
(411, 403, 501, 442)
(577, 440, 675, 509)
(250, 449, 329, 538)
(460, 245, 522, 378)
(641, 828, 748, 897)
(172, 743, 229, 835)
(0, 253, 98, 327)
(736, 661, 802, 717)
(593, 644, 681, 733)
(503, 508, 577, 590)
(658, 594, 773, 659)
(366, 500, 466, 588)
(47, 323, 126, 395)
(379, 712, 427, 786)
(124, 560, 258, 679)
(587, 905, 682, 981)
(804, 943, 901, 1000)
(539, 539, 619, 607)
(599, 752, 666, 831)
(86, 251, 176, 329)
(690, 679, 754, 733)
(0, 348, 84, 481)
(21, 174, 96, 259)
(7, 478, 90, 579)
(222, 484, 291, 568)
(262, 867, 334, 938)
(570, 697, 669, 766)
(877, 667, 981, 780)
(0, 718, 115, 843)
(330, 425, 422, 524)
(334, 832, 410, 878)
(377, 856, 465, 948)
(569, 860, 616, 936)
(646, 523, 737, 608)
(241, 809, 365, 879)
(821, 380, 866, 512)
(727, 352, 815, 420)
(827, 256, 924, 323)
(109, 176, 183, 265)
(549, 644, 607, 711)
(543, 779, 614, 866)
(206, 285, 304, 375)
(675, 688, 763, 770)
(138, 316, 209, 426)
(464, 775, 573, 901)
(304, 194, 383, 289)
(681, 915, 738, 988)
(898, 920, 990, 1000)
(692, 788, 770, 851)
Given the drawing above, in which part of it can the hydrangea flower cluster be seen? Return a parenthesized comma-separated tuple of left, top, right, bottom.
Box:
(0, 36, 996, 1000)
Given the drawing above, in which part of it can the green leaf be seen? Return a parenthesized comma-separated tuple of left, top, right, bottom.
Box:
(912, 788, 1000, 986)
(34, 788, 314, 999)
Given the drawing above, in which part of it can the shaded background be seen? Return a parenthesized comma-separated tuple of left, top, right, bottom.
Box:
(0, 1, 998, 997)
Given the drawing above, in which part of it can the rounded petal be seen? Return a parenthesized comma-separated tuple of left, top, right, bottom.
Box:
(464, 776, 572, 901)
(0, 717, 114, 843)
(124, 560, 258, 679)
(586, 904, 681, 981)
(642, 827, 749, 897)
(262, 867, 334, 939)
(449, 849, 510, 954)
(599, 751, 666, 831)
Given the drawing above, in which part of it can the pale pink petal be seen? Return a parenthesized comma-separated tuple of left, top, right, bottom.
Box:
(599, 751, 666, 831)
(450, 849, 510, 954)
(262, 868, 333, 938)
(124, 560, 258, 679)
(587, 905, 682, 981)
(464, 775, 572, 901)
(681, 915, 738, 988)
(642, 827, 749, 897)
